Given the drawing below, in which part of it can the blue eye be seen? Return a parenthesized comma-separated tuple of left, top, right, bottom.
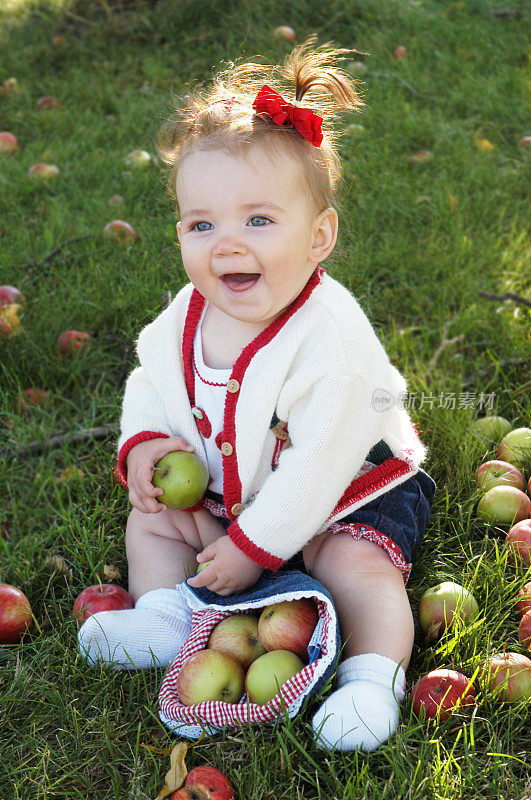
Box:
(191, 221, 212, 232)
(249, 216, 270, 226)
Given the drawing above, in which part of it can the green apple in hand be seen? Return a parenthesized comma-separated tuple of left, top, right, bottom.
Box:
(152, 451, 208, 510)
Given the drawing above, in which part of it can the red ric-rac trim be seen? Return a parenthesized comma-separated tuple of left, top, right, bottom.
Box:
(182, 266, 324, 539)
(327, 456, 414, 522)
(227, 520, 284, 571)
(329, 522, 412, 583)
(114, 431, 169, 487)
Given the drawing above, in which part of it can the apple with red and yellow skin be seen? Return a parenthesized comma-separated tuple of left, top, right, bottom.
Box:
(57, 330, 91, 355)
(393, 45, 407, 59)
(168, 767, 234, 800)
(0, 285, 25, 308)
(73, 584, 133, 625)
(476, 486, 531, 526)
(471, 415, 512, 441)
(478, 652, 531, 702)
(0, 584, 33, 643)
(28, 163, 60, 180)
(258, 597, 318, 661)
(519, 136, 531, 148)
(518, 612, 531, 651)
(37, 96, 59, 109)
(176, 650, 245, 705)
(410, 669, 476, 721)
(0, 304, 22, 337)
(517, 582, 531, 617)
(274, 26, 296, 41)
(505, 520, 531, 566)
(103, 220, 137, 243)
(207, 614, 266, 670)
(497, 427, 531, 468)
(245, 649, 305, 705)
(418, 581, 479, 642)
(0, 132, 19, 154)
(476, 460, 525, 493)
(18, 388, 50, 413)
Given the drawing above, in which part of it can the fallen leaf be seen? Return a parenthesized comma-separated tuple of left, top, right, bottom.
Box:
(57, 466, 85, 482)
(154, 742, 190, 800)
(103, 564, 122, 581)
(476, 137, 494, 151)
(449, 194, 457, 213)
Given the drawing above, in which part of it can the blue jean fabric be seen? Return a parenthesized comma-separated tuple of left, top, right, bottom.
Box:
(205, 467, 437, 576)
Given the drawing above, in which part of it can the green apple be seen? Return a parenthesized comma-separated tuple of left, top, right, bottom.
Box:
(152, 451, 208, 510)
(245, 649, 304, 705)
(196, 560, 213, 573)
(418, 581, 479, 642)
(471, 416, 512, 441)
(497, 427, 531, 469)
(476, 485, 531, 526)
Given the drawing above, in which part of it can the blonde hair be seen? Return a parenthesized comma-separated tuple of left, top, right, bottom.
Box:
(157, 35, 365, 218)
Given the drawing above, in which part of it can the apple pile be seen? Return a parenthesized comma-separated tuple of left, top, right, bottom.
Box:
(176, 597, 318, 707)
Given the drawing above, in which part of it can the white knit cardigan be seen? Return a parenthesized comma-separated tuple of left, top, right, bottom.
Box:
(115, 267, 427, 571)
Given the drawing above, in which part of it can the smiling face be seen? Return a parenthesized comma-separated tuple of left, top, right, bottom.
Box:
(176, 146, 337, 330)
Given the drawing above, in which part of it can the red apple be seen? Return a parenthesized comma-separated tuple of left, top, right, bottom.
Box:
(519, 136, 531, 148)
(505, 520, 531, 566)
(476, 486, 531, 526)
(73, 584, 133, 625)
(0, 132, 19, 154)
(516, 582, 531, 617)
(0, 285, 25, 308)
(28, 163, 60, 180)
(258, 597, 318, 661)
(476, 460, 525, 493)
(393, 45, 407, 59)
(497, 427, 531, 468)
(418, 581, 479, 642)
(410, 669, 476, 721)
(180, 767, 234, 800)
(518, 612, 531, 650)
(103, 220, 137, 243)
(245, 649, 305, 705)
(18, 387, 50, 413)
(37, 96, 59, 109)
(273, 26, 296, 41)
(528, 475, 531, 495)
(176, 650, 245, 705)
(478, 652, 531, 702)
(471, 415, 512, 441)
(57, 329, 91, 355)
(207, 614, 266, 670)
(0, 584, 33, 643)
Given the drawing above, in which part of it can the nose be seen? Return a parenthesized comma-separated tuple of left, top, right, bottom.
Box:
(212, 228, 248, 258)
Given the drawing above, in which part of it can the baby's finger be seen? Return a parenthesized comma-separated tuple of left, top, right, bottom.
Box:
(187, 564, 216, 588)
(128, 489, 152, 515)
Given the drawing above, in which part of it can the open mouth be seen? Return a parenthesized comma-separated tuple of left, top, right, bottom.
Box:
(220, 273, 261, 293)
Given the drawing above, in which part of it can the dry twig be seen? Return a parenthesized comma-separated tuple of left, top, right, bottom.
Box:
(477, 290, 531, 309)
(3, 423, 118, 461)
(425, 321, 465, 381)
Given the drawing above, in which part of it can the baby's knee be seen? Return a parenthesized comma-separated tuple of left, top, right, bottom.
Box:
(125, 506, 189, 546)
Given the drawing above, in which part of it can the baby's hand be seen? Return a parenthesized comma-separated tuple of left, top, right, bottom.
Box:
(126, 436, 195, 514)
(187, 536, 263, 596)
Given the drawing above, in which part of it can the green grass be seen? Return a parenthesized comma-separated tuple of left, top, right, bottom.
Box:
(1, 0, 530, 797)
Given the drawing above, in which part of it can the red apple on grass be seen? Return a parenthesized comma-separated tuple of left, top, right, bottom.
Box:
(497, 427, 531, 468)
(505, 520, 531, 566)
(169, 767, 234, 800)
(258, 597, 318, 661)
(517, 582, 531, 617)
(519, 136, 531, 148)
(410, 669, 476, 721)
(153, 451, 209, 510)
(176, 649, 245, 705)
(476, 486, 531, 526)
(478, 652, 531, 702)
(471, 415, 512, 441)
(418, 581, 479, 642)
(518, 612, 531, 651)
(0, 584, 33, 644)
(0, 132, 19, 154)
(18, 388, 50, 413)
(476, 460, 525, 493)
(103, 220, 137, 243)
(73, 584, 133, 625)
(57, 329, 91, 355)
(28, 163, 60, 180)
(0, 285, 25, 307)
(273, 26, 296, 41)
(245, 649, 305, 705)
(207, 614, 266, 670)
(393, 45, 407, 59)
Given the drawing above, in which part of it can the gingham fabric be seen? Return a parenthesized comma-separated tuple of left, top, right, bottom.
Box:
(158, 570, 341, 739)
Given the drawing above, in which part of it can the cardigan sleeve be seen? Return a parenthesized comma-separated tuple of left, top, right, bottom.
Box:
(227, 370, 390, 569)
(114, 365, 174, 486)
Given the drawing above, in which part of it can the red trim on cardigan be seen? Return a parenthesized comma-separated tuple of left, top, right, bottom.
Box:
(115, 431, 169, 487)
(227, 520, 284, 571)
(327, 456, 414, 522)
(181, 266, 324, 542)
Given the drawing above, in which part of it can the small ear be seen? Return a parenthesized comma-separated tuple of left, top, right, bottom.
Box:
(176, 221, 182, 244)
(309, 207, 338, 264)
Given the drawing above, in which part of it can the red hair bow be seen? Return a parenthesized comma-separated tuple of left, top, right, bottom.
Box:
(252, 84, 323, 147)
